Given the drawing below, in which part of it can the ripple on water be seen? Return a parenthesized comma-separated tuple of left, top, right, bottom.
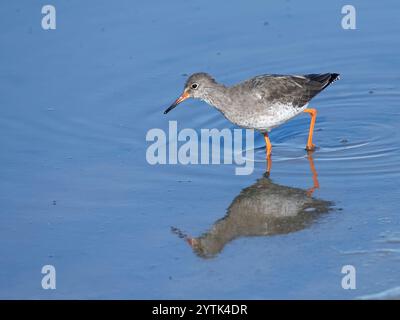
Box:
(239, 97, 400, 179)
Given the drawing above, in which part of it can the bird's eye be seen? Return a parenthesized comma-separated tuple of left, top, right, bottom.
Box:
(191, 83, 199, 89)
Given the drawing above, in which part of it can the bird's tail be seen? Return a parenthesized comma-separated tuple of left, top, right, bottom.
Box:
(327, 73, 340, 85)
(306, 73, 340, 89)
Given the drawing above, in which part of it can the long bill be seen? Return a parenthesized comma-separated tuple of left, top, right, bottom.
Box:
(164, 91, 190, 114)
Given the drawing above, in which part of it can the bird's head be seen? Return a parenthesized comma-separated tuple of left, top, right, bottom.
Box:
(164, 73, 217, 114)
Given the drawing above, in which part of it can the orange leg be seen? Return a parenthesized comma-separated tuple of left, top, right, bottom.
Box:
(263, 132, 272, 174)
(304, 108, 317, 151)
(263, 132, 272, 157)
(306, 151, 320, 197)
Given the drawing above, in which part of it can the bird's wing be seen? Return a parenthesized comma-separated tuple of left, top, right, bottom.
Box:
(247, 74, 339, 108)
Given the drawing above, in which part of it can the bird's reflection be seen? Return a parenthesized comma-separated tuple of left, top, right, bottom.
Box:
(172, 152, 333, 259)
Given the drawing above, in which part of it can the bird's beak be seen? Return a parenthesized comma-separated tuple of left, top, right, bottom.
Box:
(164, 90, 190, 114)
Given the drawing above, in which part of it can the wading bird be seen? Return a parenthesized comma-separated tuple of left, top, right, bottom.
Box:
(165, 72, 339, 173)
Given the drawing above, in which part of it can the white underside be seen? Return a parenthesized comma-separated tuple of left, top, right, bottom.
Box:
(239, 103, 309, 132)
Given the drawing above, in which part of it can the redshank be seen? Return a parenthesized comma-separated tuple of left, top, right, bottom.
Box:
(164, 72, 339, 171)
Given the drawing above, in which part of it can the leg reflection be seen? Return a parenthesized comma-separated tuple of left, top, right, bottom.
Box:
(306, 151, 320, 197)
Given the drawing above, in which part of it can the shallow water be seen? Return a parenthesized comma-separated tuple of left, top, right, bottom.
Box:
(0, 0, 400, 299)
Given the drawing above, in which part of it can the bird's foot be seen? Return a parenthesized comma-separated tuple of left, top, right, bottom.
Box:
(305, 144, 316, 152)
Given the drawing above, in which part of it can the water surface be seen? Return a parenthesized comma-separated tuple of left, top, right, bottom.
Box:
(0, 0, 400, 299)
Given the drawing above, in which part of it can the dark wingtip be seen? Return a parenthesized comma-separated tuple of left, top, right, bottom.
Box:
(330, 73, 340, 83)
(321, 73, 340, 89)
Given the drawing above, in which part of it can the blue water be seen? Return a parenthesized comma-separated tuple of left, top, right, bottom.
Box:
(1, 0, 400, 299)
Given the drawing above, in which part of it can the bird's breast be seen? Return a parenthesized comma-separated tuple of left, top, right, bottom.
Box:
(222, 102, 308, 131)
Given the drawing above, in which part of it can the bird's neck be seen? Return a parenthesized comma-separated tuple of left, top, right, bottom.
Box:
(202, 84, 231, 111)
